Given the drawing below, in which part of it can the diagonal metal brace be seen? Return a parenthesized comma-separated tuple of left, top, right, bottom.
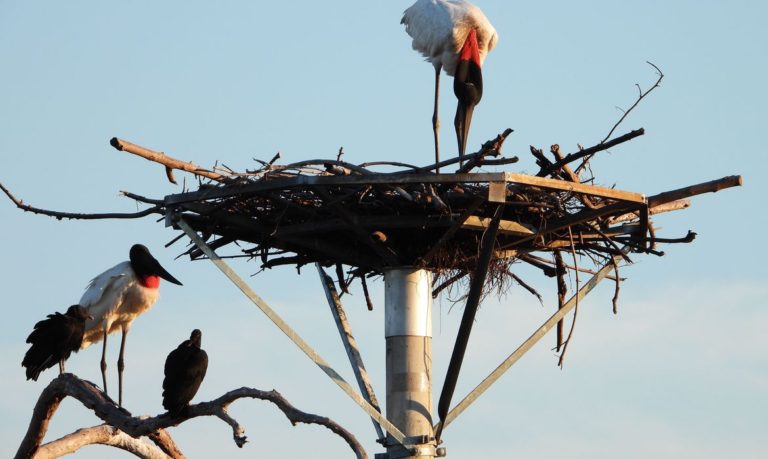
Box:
(317, 264, 386, 442)
(175, 217, 409, 446)
(435, 250, 626, 433)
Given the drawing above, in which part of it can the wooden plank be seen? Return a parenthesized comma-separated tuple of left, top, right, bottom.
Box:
(503, 173, 646, 203)
(462, 216, 534, 236)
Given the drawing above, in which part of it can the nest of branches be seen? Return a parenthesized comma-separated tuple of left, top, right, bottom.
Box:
(0, 64, 740, 313)
(105, 126, 711, 308)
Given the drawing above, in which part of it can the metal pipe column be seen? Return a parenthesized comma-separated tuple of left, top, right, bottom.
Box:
(384, 268, 435, 458)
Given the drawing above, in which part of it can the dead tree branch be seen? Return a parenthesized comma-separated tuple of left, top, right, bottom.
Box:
(16, 374, 367, 459)
(1, 183, 160, 220)
(35, 425, 176, 459)
(110, 138, 227, 183)
(538, 128, 645, 177)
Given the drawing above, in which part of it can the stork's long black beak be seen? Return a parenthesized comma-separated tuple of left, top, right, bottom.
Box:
(156, 262, 183, 286)
(455, 100, 476, 159)
(453, 56, 483, 162)
(130, 244, 183, 286)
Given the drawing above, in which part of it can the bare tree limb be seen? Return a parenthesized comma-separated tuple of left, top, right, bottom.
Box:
(1, 182, 160, 220)
(35, 425, 174, 459)
(110, 138, 226, 183)
(16, 374, 367, 459)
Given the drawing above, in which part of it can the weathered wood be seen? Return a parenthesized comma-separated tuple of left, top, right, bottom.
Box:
(16, 373, 368, 459)
(462, 215, 535, 236)
(110, 138, 226, 182)
(609, 199, 691, 224)
(504, 173, 646, 203)
(647, 175, 742, 207)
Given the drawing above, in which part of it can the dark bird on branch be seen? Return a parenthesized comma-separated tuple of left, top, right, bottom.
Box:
(402, 0, 498, 169)
(162, 329, 208, 416)
(22, 305, 92, 381)
(79, 244, 183, 406)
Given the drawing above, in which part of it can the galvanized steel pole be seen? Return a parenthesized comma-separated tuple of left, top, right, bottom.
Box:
(383, 269, 437, 459)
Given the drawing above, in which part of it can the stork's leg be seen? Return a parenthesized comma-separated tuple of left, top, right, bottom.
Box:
(117, 328, 128, 407)
(101, 326, 108, 395)
(432, 63, 442, 173)
(59, 360, 65, 375)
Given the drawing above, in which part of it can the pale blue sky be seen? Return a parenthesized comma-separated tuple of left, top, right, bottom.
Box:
(1, 1, 765, 458)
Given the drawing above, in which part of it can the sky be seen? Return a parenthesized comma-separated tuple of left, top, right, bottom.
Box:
(1, 1, 766, 458)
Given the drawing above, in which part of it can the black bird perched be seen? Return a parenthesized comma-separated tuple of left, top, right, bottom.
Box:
(22, 305, 93, 381)
(162, 329, 208, 416)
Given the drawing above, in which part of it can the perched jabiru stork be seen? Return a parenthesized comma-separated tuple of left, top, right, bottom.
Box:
(22, 305, 92, 381)
(402, 0, 498, 168)
(162, 329, 208, 416)
(79, 244, 182, 406)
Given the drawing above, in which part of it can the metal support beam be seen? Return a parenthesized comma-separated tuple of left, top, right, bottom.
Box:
(175, 217, 409, 446)
(435, 205, 503, 442)
(384, 268, 436, 459)
(317, 264, 386, 442)
(435, 251, 624, 432)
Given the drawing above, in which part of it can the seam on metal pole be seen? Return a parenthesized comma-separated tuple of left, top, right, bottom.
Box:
(316, 263, 386, 442)
(436, 250, 627, 432)
(175, 217, 408, 446)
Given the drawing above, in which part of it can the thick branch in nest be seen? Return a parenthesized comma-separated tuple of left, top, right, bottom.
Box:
(16, 374, 366, 459)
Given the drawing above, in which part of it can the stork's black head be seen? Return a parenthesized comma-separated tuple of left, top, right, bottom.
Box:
(453, 28, 484, 159)
(129, 244, 183, 286)
(189, 329, 202, 348)
(65, 305, 93, 321)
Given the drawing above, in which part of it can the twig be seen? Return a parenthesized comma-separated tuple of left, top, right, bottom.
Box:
(602, 62, 664, 143)
(558, 227, 580, 368)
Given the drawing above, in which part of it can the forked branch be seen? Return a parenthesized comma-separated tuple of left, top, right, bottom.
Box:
(16, 374, 366, 459)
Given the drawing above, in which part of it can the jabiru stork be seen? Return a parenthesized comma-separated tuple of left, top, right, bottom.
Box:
(162, 329, 208, 416)
(402, 0, 498, 169)
(79, 244, 182, 406)
(22, 305, 92, 381)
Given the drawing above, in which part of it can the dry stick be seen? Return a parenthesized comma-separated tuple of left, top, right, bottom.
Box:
(602, 62, 664, 144)
(505, 270, 542, 302)
(16, 374, 367, 459)
(360, 275, 375, 311)
(538, 128, 645, 178)
(611, 257, 620, 314)
(0, 183, 160, 220)
(558, 227, 581, 368)
(110, 137, 226, 183)
(432, 271, 468, 298)
(520, 253, 623, 281)
(647, 175, 743, 207)
(554, 251, 567, 352)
